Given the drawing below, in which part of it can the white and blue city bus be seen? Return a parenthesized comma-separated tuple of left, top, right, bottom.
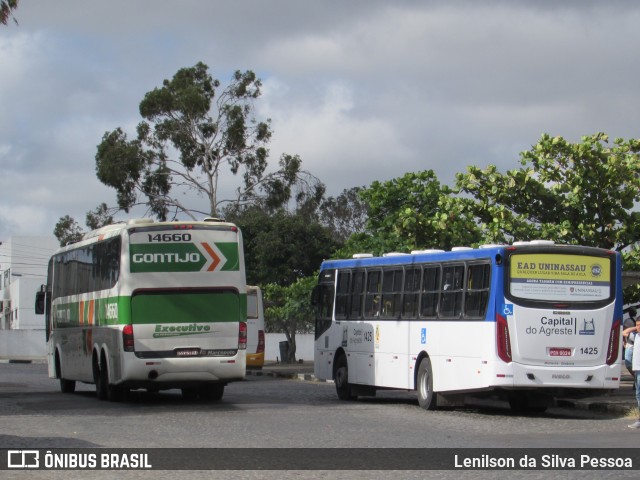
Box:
(313, 241, 623, 412)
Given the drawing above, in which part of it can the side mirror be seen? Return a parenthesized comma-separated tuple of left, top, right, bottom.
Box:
(35, 291, 46, 315)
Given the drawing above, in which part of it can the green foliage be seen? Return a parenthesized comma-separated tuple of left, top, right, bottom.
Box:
(263, 276, 316, 362)
(53, 204, 117, 246)
(318, 187, 368, 243)
(0, 0, 18, 26)
(86, 203, 115, 231)
(227, 206, 340, 286)
(456, 133, 640, 249)
(342, 171, 482, 256)
(456, 132, 640, 302)
(95, 63, 317, 220)
(53, 215, 83, 246)
(95, 128, 154, 215)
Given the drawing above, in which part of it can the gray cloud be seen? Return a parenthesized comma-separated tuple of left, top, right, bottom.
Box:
(1, 0, 639, 239)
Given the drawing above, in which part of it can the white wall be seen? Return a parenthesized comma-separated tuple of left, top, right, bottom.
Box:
(12, 277, 46, 329)
(264, 333, 314, 362)
(0, 235, 58, 331)
(0, 331, 315, 362)
(0, 330, 46, 360)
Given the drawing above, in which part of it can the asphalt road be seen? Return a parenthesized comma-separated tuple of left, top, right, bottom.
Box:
(0, 362, 638, 480)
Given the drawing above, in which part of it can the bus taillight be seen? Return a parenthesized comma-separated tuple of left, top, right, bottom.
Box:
(606, 319, 621, 366)
(257, 330, 265, 354)
(239, 322, 247, 350)
(123, 324, 135, 352)
(496, 313, 512, 363)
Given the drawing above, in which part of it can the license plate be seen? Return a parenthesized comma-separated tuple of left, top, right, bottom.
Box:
(548, 347, 572, 357)
(175, 348, 200, 357)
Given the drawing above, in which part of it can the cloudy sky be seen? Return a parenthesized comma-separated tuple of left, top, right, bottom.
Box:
(1, 0, 639, 240)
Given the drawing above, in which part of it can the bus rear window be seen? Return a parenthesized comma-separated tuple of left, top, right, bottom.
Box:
(507, 253, 612, 303)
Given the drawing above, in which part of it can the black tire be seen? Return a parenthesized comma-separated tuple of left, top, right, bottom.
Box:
(199, 384, 224, 401)
(94, 352, 126, 402)
(55, 352, 76, 394)
(334, 355, 356, 401)
(108, 383, 127, 402)
(60, 378, 76, 394)
(181, 387, 199, 401)
(94, 353, 108, 401)
(508, 394, 548, 414)
(416, 357, 437, 410)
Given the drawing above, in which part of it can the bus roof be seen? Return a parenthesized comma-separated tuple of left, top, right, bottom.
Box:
(54, 218, 240, 254)
(320, 242, 617, 271)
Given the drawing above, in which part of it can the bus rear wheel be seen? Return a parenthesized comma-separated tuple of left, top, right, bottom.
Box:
(108, 383, 127, 402)
(94, 354, 108, 401)
(200, 384, 224, 401)
(417, 357, 437, 411)
(508, 393, 549, 414)
(94, 351, 123, 401)
(60, 378, 76, 394)
(334, 355, 356, 401)
(182, 388, 199, 401)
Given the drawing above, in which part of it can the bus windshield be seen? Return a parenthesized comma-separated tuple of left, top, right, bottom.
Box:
(506, 251, 614, 304)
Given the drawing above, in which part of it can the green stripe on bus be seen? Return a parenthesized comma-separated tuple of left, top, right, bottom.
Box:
(217, 242, 240, 271)
(131, 292, 246, 324)
(52, 296, 131, 328)
(52, 292, 246, 327)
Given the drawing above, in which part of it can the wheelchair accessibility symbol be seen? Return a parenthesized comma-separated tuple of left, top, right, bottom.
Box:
(502, 304, 513, 316)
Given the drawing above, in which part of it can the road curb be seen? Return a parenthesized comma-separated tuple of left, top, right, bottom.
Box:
(246, 369, 324, 382)
(555, 397, 635, 416)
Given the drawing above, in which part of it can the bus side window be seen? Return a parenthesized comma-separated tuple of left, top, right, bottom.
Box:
(402, 267, 421, 318)
(364, 270, 382, 318)
(381, 268, 403, 319)
(465, 263, 491, 318)
(420, 266, 440, 318)
(314, 284, 335, 339)
(350, 270, 365, 319)
(335, 271, 350, 320)
(440, 265, 464, 318)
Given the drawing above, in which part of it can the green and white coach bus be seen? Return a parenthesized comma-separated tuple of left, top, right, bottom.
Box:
(35, 218, 247, 401)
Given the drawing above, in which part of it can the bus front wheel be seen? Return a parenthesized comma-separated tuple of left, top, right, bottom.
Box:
(55, 352, 76, 394)
(334, 355, 356, 401)
(417, 357, 437, 411)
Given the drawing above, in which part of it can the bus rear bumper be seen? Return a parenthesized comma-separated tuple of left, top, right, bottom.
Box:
(118, 354, 246, 390)
(490, 362, 621, 391)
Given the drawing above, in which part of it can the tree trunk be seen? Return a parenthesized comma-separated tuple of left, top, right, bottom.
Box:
(287, 334, 297, 364)
(283, 330, 297, 364)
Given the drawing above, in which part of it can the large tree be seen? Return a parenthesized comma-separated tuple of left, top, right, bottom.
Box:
(318, 187, 368, 243)
(53, 203, 115, 246)
(263, 276, 316, 363)
(338, 170, 482, 257)
(227, 205, 340, 287)
(456, 133, 640, 248)
(456, 132, 640, 301)
(95, 62, 317, 220)
(54, 215, 84, 246)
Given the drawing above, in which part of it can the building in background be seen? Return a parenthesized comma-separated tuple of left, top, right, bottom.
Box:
(0, 236, 58, 330)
